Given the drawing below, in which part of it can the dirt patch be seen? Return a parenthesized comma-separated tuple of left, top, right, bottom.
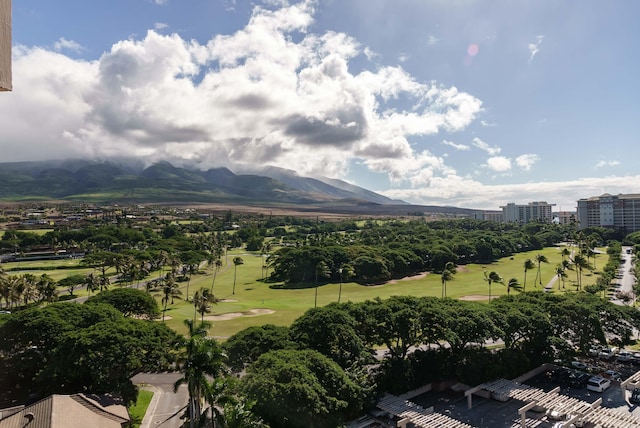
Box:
(459, 295, 489, 301)
(219, 299, 238, 303)
(387, 272, 429, 285)
(455, 266, 471, 273)
(204, 308, 275, 322)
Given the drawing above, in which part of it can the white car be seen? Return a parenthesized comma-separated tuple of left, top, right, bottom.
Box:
(617, 351, 632, 362)
(587, 376, 611, 392)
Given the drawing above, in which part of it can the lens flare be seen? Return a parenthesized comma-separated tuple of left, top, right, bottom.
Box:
(467, 43, 479, 57)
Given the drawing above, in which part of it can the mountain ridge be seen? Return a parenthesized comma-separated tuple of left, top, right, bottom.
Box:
(0, 159, 403, 206)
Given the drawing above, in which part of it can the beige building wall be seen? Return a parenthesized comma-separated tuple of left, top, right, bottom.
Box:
(0, 0, 11, 91)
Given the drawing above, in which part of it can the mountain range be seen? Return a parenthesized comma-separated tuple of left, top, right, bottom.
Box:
(0, 159, 485, 217)
(0, 159, 406, 206)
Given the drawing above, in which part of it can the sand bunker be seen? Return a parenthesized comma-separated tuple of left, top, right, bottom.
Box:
(386, 272, 428, 285)
(459, 295, 489, 301)
(204, 308, 274, 321)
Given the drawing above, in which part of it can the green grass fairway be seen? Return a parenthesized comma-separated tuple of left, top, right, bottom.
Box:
(159, 244, 604, 339)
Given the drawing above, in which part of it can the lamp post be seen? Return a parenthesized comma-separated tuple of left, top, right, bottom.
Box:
(338, 267, 343, 304)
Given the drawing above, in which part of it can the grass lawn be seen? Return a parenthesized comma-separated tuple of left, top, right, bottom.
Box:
(127, 389, 154, 428)
(6, 243, 605, 339)
(158, 244, 605, 338)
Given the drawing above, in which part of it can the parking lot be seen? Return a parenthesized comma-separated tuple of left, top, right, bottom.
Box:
(411, 356, 640, 427)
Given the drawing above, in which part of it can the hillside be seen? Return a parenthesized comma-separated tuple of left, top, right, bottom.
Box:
(0, 160, 404, 206)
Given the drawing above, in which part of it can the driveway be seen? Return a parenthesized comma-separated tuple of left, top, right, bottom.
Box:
(131, 372, 188, 428)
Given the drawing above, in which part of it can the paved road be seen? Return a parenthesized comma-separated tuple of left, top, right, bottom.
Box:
(609, 246, 634, 306)
(131, 372, 188, 428)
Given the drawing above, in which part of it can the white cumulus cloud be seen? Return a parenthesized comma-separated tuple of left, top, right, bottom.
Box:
(515, 154, 539, 171)
(594, 160, 620, 169)
(0, 0, 483, 184)
(485, 156, 512, 172)
(472, 137, 501, 155)
(442, 140, 470, 151)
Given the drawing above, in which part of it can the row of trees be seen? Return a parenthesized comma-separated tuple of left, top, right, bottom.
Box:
(217, 291, 640, 426)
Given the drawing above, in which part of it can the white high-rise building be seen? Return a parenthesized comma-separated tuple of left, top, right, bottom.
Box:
(501, 201, 556, 223)
(577, 193, 640, 233)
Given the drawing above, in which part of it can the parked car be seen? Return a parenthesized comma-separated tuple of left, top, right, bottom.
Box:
(604, 370, 622, 381)
(587, 376, 611, 392)
(570, 361, 587, 370)
(569, 372, 591, 388)
(630, 389, 640, 404)
(598, 348, 616, 360)
(617, 351, 632, 362)
(588, 346, 602, 357)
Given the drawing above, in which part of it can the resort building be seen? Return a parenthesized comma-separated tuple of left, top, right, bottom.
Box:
(500, 202, 556, 224)
(577, 193, 640, 233)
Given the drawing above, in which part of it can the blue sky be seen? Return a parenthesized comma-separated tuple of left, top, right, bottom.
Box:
(2, 0, 639, 210)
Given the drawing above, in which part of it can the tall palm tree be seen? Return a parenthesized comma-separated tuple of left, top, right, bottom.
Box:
(484, 270, 504, 301)
(555, 265, 567, 290)
(232, 257, 244, 295)
(560, 247, 571, 262)
(571, 254, 590, 291)
(533, 254, 549, 286)
(193, 287, 216, 322)
(506, 277, 522, 295)
(209, 258, 223, 293)
(337, 264, 354, 304)
(523, 259, 535, 292)
(441, 262, 456, 298)
(84, 272, 100, 295)
(174, 319, 226, 428)
(159, 274, 182, 322)
(314, 261, 330, 308)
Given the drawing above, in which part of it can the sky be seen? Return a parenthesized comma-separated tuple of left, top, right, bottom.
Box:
(2, 0, 640, 210)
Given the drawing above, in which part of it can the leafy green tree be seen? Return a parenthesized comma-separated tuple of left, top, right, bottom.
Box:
(224, 324, 296, 372)
(290, 306, 371, 368)
(57, 274, 86, 296)
(241, 349, 364, 428)
(86, 288, 160, 320)
(0, 303, 178, 404)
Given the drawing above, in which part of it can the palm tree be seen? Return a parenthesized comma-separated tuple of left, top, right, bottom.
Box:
(560, 247, 571, 262)
(337, 264, 354, 304)
(506, 278, 522, 295)
(193, 287, 216, 322)
(313, 261, 330, 308)
(555, 265, 567, 290)
(159, 274, 182, 322)
(174, 320, 226, 428)
(533, 254, 549, 286)
(571, 254, 591, 291)
(232, 257, 244, 295)
(484, 270, 504, 301)
(84, 272, 99, 295)
(37, 274, 57, 303)
(523, 259, 535, 292)
(209, 258, 223, 293)
(441, 262, 456, 298)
